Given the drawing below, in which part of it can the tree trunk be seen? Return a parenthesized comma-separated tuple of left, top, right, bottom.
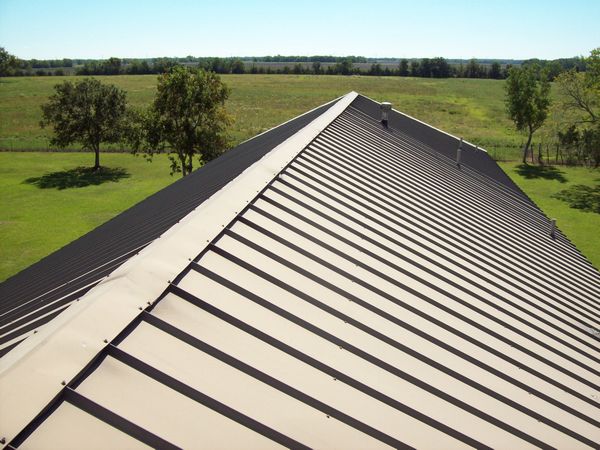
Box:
(522, 131, 533, 164)
(94, 146, 100, 171)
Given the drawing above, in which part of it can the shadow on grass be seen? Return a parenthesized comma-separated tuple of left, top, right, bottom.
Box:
(552, 184, 600, 214)
(515, 164, 568, 183)
(25, 166, 130, 190)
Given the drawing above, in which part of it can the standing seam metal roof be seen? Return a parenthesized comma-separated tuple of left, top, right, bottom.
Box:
(1, 92, 599, 449)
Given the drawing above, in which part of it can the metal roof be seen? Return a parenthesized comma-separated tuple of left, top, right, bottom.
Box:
(1, 92, 599, 449)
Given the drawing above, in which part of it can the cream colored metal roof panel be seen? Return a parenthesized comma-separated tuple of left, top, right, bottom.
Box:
(334, 111, 546, 225)
(329, 116, 600, 283)
(205, 223, 600, 442)
(298, 147, 600, 327)
(273, 169, 600, 382)
(253, 233, 598, 399)
(292, 143, 596, 292)
(181, 259, 598, 447)
(20, 402, 150, 450)
(153, 287, 507, 449)
(312, 139, 600, 318)
(332, 117, 580, 270)
(237, 205, 600, 419)
(209, 220, 600, 415)
(119, 318, 395, 450)
(289, 154, 600, 349)
(76, 355, 284, 450)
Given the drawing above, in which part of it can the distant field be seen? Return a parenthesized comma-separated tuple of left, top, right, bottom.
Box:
(1, 74, 526, 159)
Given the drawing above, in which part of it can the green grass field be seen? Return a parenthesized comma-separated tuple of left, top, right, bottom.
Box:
(0, 75, 598, 281)
(0, 152, 175, 281)
(1, 74, 526, 159)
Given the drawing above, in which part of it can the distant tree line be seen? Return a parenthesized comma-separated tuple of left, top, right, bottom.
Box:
(0, 47, 592, 80)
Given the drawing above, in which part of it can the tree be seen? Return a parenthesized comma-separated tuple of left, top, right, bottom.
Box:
(103, 57, 122, 75)
(0, 47, 18, 76)
(410, 60, 420, 76)
(505, 66, 551, 163)
(554, 48, 600, 166)
(489, 62, 502, 79)
(130, 66, 231, 176)
(398, 59, 409, 76)
(41, 78, 128, 170)
(334, 58, 353, 75)
(312, 61, 322, 75)
(465, 59, 482, 78)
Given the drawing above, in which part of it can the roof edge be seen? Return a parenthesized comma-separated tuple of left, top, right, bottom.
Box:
(0, 91, 358, 445)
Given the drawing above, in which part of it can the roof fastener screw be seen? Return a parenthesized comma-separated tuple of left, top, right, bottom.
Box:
(61, 380, 66, 386)
(103, 339, 108, 343)
(138, 307, 143, 310)
(0, 438, 5, 444)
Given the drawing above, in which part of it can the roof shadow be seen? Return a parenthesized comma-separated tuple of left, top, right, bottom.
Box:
(514, 164, 568, 183)
(24, 166, 130, 190)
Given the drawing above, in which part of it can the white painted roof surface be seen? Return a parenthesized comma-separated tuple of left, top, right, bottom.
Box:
(1, 92, 599, 449)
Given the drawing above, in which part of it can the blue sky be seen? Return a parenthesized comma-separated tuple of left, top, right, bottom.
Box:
(0, 0, 598, 60)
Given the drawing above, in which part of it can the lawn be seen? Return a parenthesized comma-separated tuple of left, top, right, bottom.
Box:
(1, 74, 527, 159)
(0, 152, 175, 281)
(499, 162, 600, 269)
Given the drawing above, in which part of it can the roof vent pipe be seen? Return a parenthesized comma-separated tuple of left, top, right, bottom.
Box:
(380, 102, 392, 127)
(550, 218, 556, 239)
(456, 138, 463, 167)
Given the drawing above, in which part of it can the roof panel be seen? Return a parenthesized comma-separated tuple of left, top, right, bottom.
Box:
(20, 402, 150, 450)
(76, 348, 284, 450)
(120, 314, 393, 450)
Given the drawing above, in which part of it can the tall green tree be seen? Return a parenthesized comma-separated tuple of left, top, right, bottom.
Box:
(0, 47, 18, 76)
(130, 66, 231, 176)
(554, 48, 600, 166)
(505, 66, 551, 163)
(489, 62, 502, 79)
(398, 59, 409, 76)
(555, 48, 599, 124)
(40, 78, 128, 170)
